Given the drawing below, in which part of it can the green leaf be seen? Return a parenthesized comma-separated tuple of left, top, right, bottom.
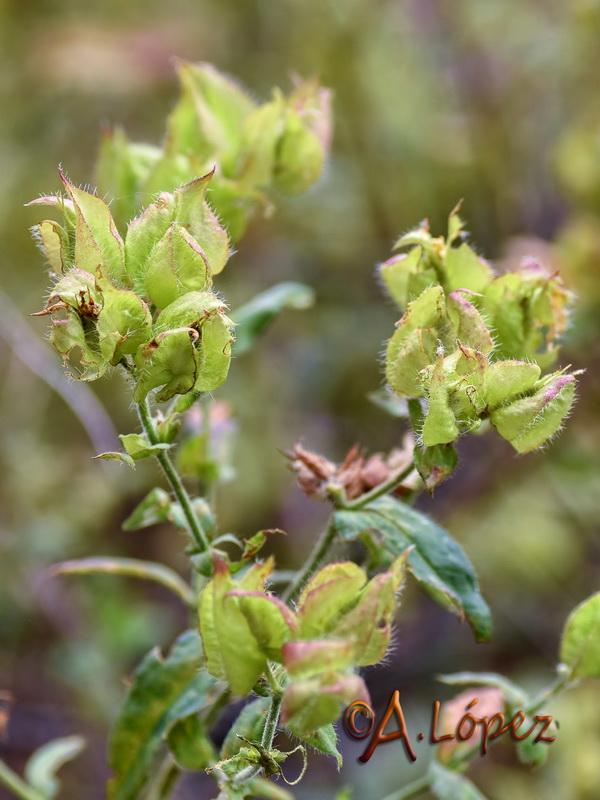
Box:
(93, 436, 171, 466)
(368, 389, 409, 418)
(121, 488, 173, 531)
(119, 433, 172, 459)
(221, 698, 270, 759)
(24, 736, 86, 799)
(294, 723, 343, 769)
(333, 496, 492, 642)
(166, 713, 217, 770)
(49, 557, 195, 607)
(560, 591, 600, 678)
(93, 450, 136, 467)
(108, 631, 219, 800)
(232, 282, 315, 356)
(444, 243, 492, 294)
(429, 760, 488, 800)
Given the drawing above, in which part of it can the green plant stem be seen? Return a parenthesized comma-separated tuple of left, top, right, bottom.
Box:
(261, 692, 283, 749)
(0, 761, 45, 800)
(527, 668, 572, 715)
(380, 775, 430, 800)
(233, 692, 283, 786)
(337, 462, 416, 510)
(137, 399, 210, 553)
(281, 519, 337, 605)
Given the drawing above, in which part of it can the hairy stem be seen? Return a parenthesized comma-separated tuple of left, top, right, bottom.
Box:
(137, 399, 210, 553)
(233, 692, 283, 786)
(0, 760, 46, 800)
(281, 519, 337, 605)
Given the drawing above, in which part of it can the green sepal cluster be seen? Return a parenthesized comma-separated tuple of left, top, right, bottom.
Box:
(382, 209, 577, 453)
(95, 63, 332, 241)
(30, 169, 234, 402)
(198, 554, 406, 734)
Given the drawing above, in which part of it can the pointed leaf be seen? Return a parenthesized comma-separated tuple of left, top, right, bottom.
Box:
(232, 282, 315, 356)
(333, 496, 492, 642)
(121, 488, 173, 531)
(49, 557, 195, 607)
(560, 591, 600, 679)
(444, 243, 492, 294)
(294, 723, 342, 769)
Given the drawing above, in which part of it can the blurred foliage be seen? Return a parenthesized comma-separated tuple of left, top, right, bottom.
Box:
(1, 0, 600, 798)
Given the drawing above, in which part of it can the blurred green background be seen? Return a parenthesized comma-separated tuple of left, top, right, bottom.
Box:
(1, 1, 600, 798)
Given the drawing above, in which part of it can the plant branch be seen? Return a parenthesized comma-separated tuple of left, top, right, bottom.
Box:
(137, 399, 210, 553)
(334, 461, 416, 510)
(281, 519, 337, 605)
(0, 760, 46, 800)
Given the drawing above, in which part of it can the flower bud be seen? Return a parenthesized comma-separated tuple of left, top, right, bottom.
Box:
(274, 80, 332, 195)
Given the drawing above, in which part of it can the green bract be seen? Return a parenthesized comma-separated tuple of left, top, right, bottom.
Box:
(382, 208, 577, 454)
(30, 170, 234, 402)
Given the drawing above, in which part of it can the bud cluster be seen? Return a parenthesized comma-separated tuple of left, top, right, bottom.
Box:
(31, 169, 234, 402)
(95, 62, 332, 240)
(199, 554, 406, 735)
(382, 209, 577, 453)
